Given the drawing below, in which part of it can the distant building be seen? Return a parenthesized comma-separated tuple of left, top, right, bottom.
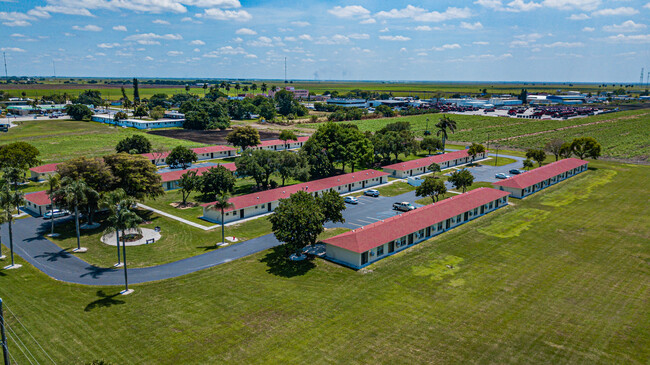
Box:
(23, 190, 52, 216)
(488, 98, 523, 106)
(492, 158, 588, 198)
(326, 98, 368, 108)
(247, 136, 310, 152)
(382, 149, 487, 178)
(163, 111, 185, 119)
(141, 145, 237, 165)
(7, 104, 67, 116)
(29, 163, 60, 181)
(92, 114, 184, 129)
(160, 163, 237, 191)
(268, 86, 309, 99)
(546, 94, 587, 104)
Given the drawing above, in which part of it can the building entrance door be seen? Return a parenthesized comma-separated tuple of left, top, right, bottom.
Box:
(361, 252, 368, 265)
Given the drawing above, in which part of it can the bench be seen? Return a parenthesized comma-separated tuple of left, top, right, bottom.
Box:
(146, 238, 155, 244)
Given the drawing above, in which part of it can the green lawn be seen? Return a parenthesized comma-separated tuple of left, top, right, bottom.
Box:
(46, 209, 274, 268)
(0, 158, 648, 364)
(481, 156, 517, 167)
(0, 119, 202, 163)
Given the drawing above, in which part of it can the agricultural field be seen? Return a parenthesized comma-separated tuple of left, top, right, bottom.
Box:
(1, 159, 648, 364)
(297, 109, 650, 161)
(0, 119, 203, 163)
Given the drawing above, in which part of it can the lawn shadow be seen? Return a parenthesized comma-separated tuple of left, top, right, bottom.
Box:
(196, 245, 219, 252)
(260, 246, 315, 278)
(588, 166, 599, 171)
(84, 290, 126, 312)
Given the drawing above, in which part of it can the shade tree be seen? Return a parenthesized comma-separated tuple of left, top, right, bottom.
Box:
(416, 176, 447, 203)
(448, 169, 474, 193)
(165, 146, 197, 169)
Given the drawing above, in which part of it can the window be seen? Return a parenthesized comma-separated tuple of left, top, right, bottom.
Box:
(474, 208, 478, 215)
(456, 214, 461, 222)
(438, 222, 443, 230)
(377, 245, 384, 256)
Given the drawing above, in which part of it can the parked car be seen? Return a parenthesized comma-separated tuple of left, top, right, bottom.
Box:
(344, 196, 359, 204)
(393, 202, 416, 212)
(43, 209, 69, 219)
(364, 189, 380, 197)
(495, 173, 511, 179)
(509, 169, 523, 175)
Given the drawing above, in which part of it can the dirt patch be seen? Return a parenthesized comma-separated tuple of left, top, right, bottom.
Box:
(170, 202, 199, 209)
(147, 128, 281, 145)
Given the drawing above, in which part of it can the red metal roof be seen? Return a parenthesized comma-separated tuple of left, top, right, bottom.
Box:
(323, 188, 510, 253)
(254, 136, 309, 148)
(382, 149, 473, 172)
(141, 145, 235, 161)
(29, 163, 60, 173)
(202, 169, 389, 211)
(24, 190, 51, 206)
(492, 158, 587, 189)
(159, 163, 236, 183)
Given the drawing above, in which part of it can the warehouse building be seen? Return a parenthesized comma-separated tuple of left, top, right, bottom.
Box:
(23, 190, 52, 216)
(382, 149, 488, 178)
(160, 163, 237, 191)
(141, 145, 237, 165)
(91, 114, 184, 129)
(326, 99, 368, 108)
(201, 169, 389, 223)
(492, 158, 588, 198)
(247, 136, 310, 152)
(29, 163, 60, 181)
(323, 188, 510, 269)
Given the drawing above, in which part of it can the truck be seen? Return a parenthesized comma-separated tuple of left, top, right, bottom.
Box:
(393, 202, 416, 212)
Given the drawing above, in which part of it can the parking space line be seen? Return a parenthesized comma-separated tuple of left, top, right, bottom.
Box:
(365, 217, 382, 221)
(347, 222, 363, 227)
(356, 219, 375, 225)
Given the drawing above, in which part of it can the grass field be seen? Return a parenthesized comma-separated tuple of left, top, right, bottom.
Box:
(0, 119, 203, 163)
(1, 158, 648, 364)
(297, 110, 650, 161)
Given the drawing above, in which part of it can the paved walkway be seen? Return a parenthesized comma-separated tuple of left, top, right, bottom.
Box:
(1, 154, 523, 286)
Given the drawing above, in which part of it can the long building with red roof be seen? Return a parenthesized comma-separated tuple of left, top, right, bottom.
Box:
(29, 163, 60, 181)
(492, 158, 588, 198)
(382, 149, 488, 178)
(201, 169, 389, 223)
(247, 136, 310, 152)
(142, 145, 236, 165)
(323, 188, 510, 269)
(160, 163, 237, 191)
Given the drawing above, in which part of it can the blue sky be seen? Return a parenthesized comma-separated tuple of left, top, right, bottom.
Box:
(0, 0, 649, 82)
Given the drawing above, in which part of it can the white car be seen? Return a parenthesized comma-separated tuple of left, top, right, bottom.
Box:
(43, 209, 69, 219)
(344, 196, 359, 204)
(364, 189, 380, 197)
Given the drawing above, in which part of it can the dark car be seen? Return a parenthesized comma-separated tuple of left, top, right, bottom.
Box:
(509, 169, 523, 175)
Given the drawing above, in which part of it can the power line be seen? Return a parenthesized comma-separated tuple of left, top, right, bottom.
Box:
(3, 325, 36, 365)
(4, 304, 56, 365)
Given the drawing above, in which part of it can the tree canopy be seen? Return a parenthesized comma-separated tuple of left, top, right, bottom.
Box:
(65, 104, 93, 121)
(226, 126, 261, 151)
(115, 135, 152, 154)
(448, 169, 474, 193)
(0, 141, 40, 171)
(103, 153, 163, 200)
(416, 175, 447, 203)
(570, 137, 601, 160)
(75, 90, 102, 106)
(165, 146, 197, 169)
(199, 165, 236, 197)
(525, 149, 547, 167)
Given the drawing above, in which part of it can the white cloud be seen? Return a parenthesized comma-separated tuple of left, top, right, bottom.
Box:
(568, 13, 590, 20)
(475, 0, 542, 12)
(376, 4, 424, 18)
(97, 42, 121, 48)
(232, 37, 243, 42)
(236, 27, 257, 35)
(193, 48, 201, 52)
(10, 33, 26, 37)
(137, 40, 161, 45)
(153, 19, 170, 25)
(376, 5, 472, 22)
(603, 20, 646, 32)
(247, 36, 284, 47)
(3, 20, 31, 26)
(541, 0, 601, 11)
(315, 34, 350, 44)
(298, 34, 313, 41)
(72, 24, 102, 31)
(645, 2, 650, 9)
(359, 18, 376, 24)
(190, 39, 206, 45)
(543, 41, 584, 47)
(414, 25, 432, 31)
(348, 33, 370, 39)
(113, 25, 127, 31)
(379, 27, 389, 32)
(125, 33, 183, 41)
(605, 33, 650, 43)
(244, 54, 257, 58)
(196, 8, 252, 21)
(582, 26, 595, 31)
(0, 47, 26, 52)
(291, 21, 310, 27)
(144, 56, 154, 61)
(473, 41, 490, 45)
(328, 5, 371, 19)
(379, 35, 411, 41)
(461, 21, 483, 30)
(167, 50, 183, 56)
(433, 43, 461, 51)
(592, 7, 638, 16)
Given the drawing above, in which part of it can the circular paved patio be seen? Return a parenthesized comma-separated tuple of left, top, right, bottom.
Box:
(100, 228, 161, 247)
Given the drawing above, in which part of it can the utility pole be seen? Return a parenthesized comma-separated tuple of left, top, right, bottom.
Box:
(284, 57, 287, 84)
(3, 53, 7, 82)
(52, 60, 56, 78)
(1, 298, 10, 365)
(494, 145, 499, 167)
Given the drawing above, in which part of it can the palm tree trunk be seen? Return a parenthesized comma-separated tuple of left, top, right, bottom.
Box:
(8, 219, 14, 266)
(220, 209, 225, 247)
(121, 233, 128, 291)
(115, 228, 121, 264)
(74, 203, 80, 250)
(50, 199, 55, 235)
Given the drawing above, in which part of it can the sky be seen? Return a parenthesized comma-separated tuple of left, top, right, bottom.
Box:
(0, 0, 649, 82)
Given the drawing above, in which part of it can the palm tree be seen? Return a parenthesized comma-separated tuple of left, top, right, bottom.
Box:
(112, 205, 142, 294)
(101, 189, 137, 267)
(45, 174, 60, 236)
(435, 115, 457, 151)
(58, 178, 93, 252)
(0, 209, 6, 261)
(219, 81, 227, 91)
(261, 83, 267, 94)
(251, 83, 258, 92)
(234, 83, 241, 93)
(0, 183, 25, 268)
(207, 193, 233, 247)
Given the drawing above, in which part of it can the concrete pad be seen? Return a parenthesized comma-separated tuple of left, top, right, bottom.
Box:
(47, 233, 61, 237)
(73, 247, 88, 253)
(217, 242, 229, 247)
(0, 255, 6, 260)
(120, 289, 134, 296)
(113, 263, 124, 268)
(225, 236, 239, 242)
(101, 228, 161, 247)
(3, 264, 22, 270)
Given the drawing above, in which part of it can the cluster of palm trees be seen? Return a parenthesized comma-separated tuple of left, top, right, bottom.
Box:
(0, 182, 25, 269)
